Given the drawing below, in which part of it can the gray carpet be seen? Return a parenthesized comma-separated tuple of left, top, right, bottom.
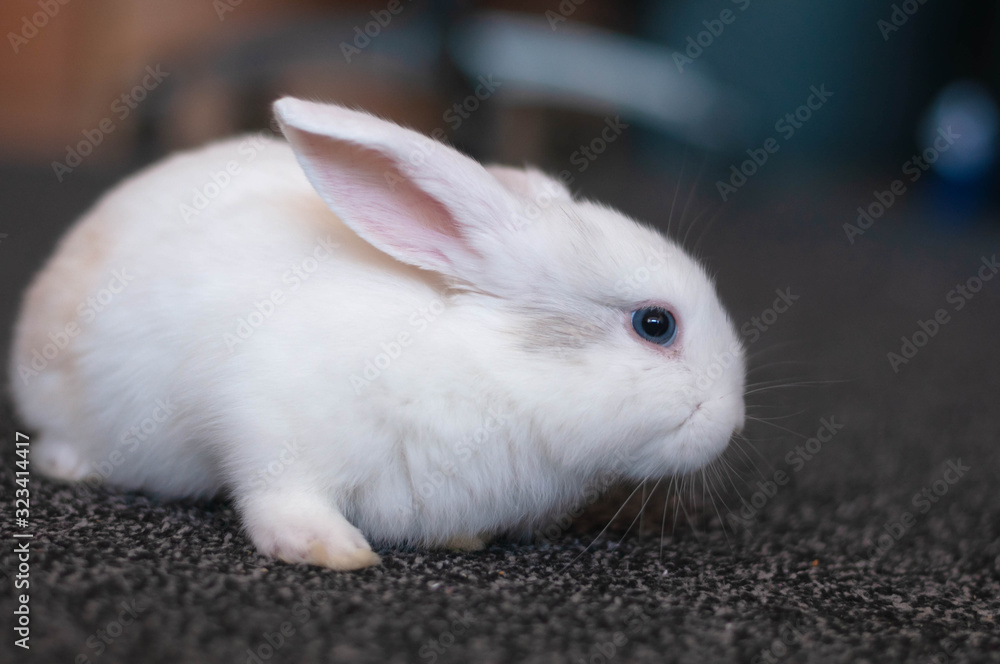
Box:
(1, 161, 998, 664)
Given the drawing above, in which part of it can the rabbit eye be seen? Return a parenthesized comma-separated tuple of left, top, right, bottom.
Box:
(631, 307, 677, 346)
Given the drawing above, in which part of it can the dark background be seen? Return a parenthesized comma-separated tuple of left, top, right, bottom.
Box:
(1, 1, 998, 663)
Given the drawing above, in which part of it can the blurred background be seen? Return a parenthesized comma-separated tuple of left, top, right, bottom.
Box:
(2, 0, 998, 200)
(1, 0, 998, 357)
(3, 8, 1000, 661)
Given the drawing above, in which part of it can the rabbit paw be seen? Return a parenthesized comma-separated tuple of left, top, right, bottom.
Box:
(35, 436, 91, 481)
(243, 492, 381, 570)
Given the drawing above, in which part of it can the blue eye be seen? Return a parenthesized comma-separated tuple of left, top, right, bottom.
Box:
(631, 307, 677, 346)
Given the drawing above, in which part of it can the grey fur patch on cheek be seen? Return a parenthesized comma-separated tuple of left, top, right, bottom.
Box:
(518, 311, 610, 356)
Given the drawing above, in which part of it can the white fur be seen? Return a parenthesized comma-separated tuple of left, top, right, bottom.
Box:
(8, 98, 745, 569)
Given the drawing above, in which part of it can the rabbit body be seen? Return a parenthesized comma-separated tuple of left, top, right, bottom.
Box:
(10, 99, 745, 569)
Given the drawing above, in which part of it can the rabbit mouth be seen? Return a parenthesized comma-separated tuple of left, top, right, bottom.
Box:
(680, 402, 703, 427)
(668, 402, 703, 435)
(669, 405, 741, 470)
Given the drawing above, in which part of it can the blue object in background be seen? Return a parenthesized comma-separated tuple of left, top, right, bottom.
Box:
(920, 79, 999, 227)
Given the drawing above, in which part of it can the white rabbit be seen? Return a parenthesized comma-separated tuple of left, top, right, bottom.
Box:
(8, 98, 745, 570)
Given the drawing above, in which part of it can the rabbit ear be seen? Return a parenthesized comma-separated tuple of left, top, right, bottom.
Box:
(274, 97, 516, 283)
(487, 165, 573, 202)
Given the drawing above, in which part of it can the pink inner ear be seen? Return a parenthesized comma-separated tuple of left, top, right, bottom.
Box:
(297, 135, 469, 273)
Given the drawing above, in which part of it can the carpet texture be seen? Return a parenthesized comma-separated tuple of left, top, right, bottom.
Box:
(0, 161, 998, 664)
